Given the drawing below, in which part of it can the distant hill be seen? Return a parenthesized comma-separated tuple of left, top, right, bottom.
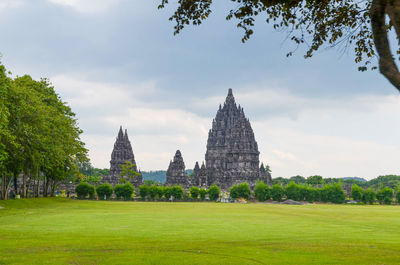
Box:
(341, 177, 367, 182)
(141, 170, 193, 184)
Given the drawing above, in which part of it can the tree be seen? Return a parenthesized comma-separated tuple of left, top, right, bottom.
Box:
(75, 182, 95, 199)
(320, 183, 346, 204)
(208, 184, 220, 201)
(376, 187, 394, 204)
(119, 161, 140, 183)
(285, 182, 303, 201)
(189, 186, 200, 200)
(159, 0, 400, 93)
(307, 175, 324, 186)
(290, 175, 306, 184)
(362, 188, 376, 204)
(163, 186, 173, 201)
(351, 184, 364, 201)
(171, 185, 184, 200)
(114, 183, 134, 201)
(96, 183, 113, 200)
(199, 188, 207, 201)
(139, 185, 149, 200)
(254, 181, 270, 202)
(230, 182, 251, 200)
(271, 184, 284, 202)
(396, 188, 400, 204)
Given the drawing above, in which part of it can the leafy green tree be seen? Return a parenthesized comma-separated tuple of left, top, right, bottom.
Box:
(362, 188, 376, 204)
(199, 188, 207, 201)
(271, 184, 284, 202)
(171, 185, 184, 200)
(254, 181, 270, 202)
(376, 187, 394, 205)
(189, 186, 200, 200)
(119, 161, 140, 183)
(159, 0, 400, 93)
(351, 184, 364, 201)
(149, 184, 163, 201)
(303, 186, 320, 203)
(114, 183, 134, 201)
(230, 182, 251, 200)
(320, 183, 345, 204)
(290, 175, 306, 184)
(208, 184, 221, 201)
(396, 188, 400, 204)
(285, 182, 303, 201)
(75, 182, 94, 199)
(163, 186, 173, 200)
(139, 185, 149, 200)
(96, 183, 113, 200)
(307, 175, 324, 186)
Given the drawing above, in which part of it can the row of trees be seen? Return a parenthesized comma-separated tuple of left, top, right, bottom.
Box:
(76, 182, 222, 202)
(273, 175, 400, 190)
(0, 63, 88, 200)
(351, 184, 400, 205)
(233, 181, 346, 204)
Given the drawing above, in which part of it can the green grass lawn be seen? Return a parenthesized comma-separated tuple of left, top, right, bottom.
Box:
(1, 199, 400, 264)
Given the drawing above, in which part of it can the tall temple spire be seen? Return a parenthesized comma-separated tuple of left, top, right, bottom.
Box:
(104, 126, 142, 187)
(166, 150, 188, 186)
(205, 88, 262, 189)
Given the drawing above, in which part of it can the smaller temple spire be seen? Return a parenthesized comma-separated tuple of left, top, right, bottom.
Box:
(118, 126, 124, 140)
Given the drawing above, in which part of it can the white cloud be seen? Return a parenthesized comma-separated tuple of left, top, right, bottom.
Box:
(0, 0, 23, 13)
(48, 0, 122, 14)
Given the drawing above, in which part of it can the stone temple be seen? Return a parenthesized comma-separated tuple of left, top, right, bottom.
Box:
(200, 88, 271, 188)
(166, 89, 272, 189)
(102, 126, 143, 186)
(166, 150, 188, 186)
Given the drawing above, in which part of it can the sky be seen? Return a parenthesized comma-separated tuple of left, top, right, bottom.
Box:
(0, 0, 399, 179)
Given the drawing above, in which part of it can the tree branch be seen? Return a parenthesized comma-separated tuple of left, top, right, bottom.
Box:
(371, 0, 400, 92)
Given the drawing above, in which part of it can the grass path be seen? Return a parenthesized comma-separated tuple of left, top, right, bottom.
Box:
(1, 198, 400, 264)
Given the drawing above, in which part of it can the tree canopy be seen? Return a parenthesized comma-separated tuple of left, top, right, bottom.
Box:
(0, 63, 88, 199)
(159, 0, 400, 92)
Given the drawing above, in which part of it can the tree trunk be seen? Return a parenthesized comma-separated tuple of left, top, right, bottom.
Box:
(51, 180, 57, 197)
(13, 173, 18, 196)
(371, 0, 400, 92)
(23, 172, 27, 198)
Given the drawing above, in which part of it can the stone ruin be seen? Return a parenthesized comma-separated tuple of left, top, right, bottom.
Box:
(102, 126, 143, 187)
(166, 150, 188, 186)
(165, 89, 272, 189)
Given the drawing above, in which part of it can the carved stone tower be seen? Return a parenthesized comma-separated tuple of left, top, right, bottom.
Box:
(166, 150, 188, 186)
(103, 126, 142, 186)
(205, 89, 261, 189)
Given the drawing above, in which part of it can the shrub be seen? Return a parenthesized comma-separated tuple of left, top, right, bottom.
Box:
(189, 186, 200, 200)
(199, 188, 207, 201)
(75, 182, 95, 199)
(156, 186, 164, 199)
(163, 186, 173, 200)
(320, 183, 345, 204)
(171, 185, 184, 200)
(230, 182, 251, 200)
(362, 188, 376, 204)
(96, 183, 113, 200)
(271, 184, 284, 202)
(208, 184, 220, 201)
(376, 187, 393, 205)
(285, 182, 302, 201)
(254, 181, 270, 202)
(138, 185, 149, 200)
(351, 184, 364, 201)
(397, 188, 400, 204)
(88, 185, 95, 199)
(304, 186, 319, 203)
(149, 184, 160, 200)
(114, 182, 134, 201)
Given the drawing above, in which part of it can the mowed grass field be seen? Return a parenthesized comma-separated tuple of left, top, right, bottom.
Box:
(1, 199, 400, 264)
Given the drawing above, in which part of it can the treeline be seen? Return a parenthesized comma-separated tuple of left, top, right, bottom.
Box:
(273, 175, 400, 190)
(0, 63, 87, 200)
(75, 182, 221, 202)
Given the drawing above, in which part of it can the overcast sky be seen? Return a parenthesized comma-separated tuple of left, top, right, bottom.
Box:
(1, 0, 399, 179)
